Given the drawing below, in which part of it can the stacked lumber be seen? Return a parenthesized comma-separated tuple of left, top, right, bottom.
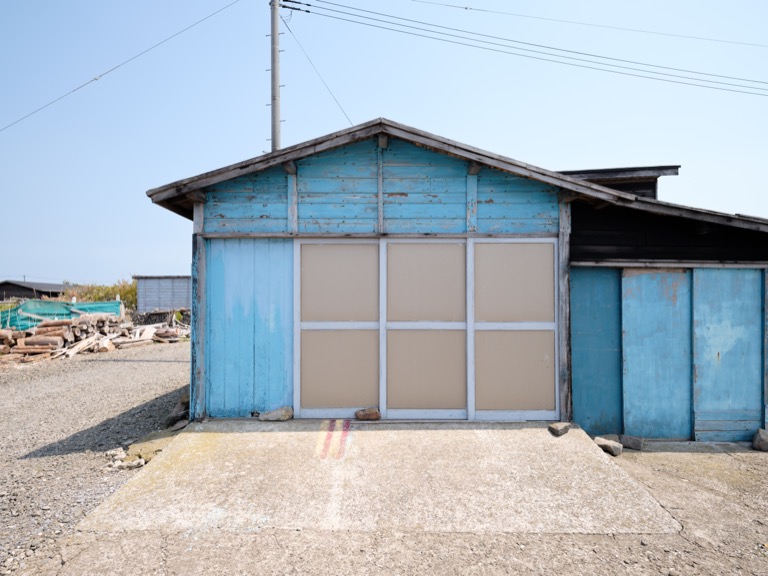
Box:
(0, 315, 190, 364)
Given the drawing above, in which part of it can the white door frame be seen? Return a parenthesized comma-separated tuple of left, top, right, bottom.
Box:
(293, 238, 559, 421)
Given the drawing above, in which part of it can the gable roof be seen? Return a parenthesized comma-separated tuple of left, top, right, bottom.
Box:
(147, 118, 768, 233)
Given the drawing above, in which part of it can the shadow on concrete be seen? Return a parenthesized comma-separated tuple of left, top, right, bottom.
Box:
(22, 386, 186, 459)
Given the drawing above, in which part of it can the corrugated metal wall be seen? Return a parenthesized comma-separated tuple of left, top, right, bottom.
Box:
(571, 267, 766, 440)
(136, 277, 192, 313)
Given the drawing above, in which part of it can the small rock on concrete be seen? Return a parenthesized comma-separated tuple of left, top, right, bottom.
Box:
(594, 436, 623, 457)
(170, 419, 189, 432)
(258, 406, 294, 421)
(548, 422, 570, 437)
(619, 435, 644, 451)
(752, 428, 768, 451)
(355, 407, 381, 421)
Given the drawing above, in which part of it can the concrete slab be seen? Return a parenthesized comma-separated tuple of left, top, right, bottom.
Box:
(80, 420, 679, 535)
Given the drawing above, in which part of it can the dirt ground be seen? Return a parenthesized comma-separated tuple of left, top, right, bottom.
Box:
(1, 342, 767, 575)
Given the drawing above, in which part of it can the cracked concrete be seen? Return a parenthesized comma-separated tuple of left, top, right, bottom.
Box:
(16, 428, 768, 575)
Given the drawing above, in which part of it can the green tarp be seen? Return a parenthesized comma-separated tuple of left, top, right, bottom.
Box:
(0, 300, 122, 331)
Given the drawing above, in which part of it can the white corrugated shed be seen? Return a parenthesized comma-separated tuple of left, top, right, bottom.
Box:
(134, 276, 191, 313)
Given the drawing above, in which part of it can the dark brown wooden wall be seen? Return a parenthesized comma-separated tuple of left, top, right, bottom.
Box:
(571, 202, 768, 262)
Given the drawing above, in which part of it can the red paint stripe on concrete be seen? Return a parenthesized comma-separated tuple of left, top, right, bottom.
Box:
(336, 419, 351, 459)
(321, 419, 336, 459)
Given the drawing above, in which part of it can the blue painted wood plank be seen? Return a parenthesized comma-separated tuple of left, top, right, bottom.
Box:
(205, 239, 229, 416)
(383, 165, 469, 179)
(693, 268, 764, 441)
(383, 177, 467, 195)
(382, 192, 465, 205)
(298, 203, 378, 220)
(205, 239, 294, 417)
(694, 420, 762, 432)
(622, 270, 693, 439)
(384, 218, 466, 234)
(298, 219, 378, 234)
(206, 202, 289, 220)
(696, 430, 754, 442)
(266, 239, 294, 410)
(207, 190, 288, 204)
(695, 409, 762, 421)
(570, 268, 623, 436)
(299, 193, 378, 204)
(383, 203, 465, 220)
(476, 218, 558, 234)
(477, 202, 559, 220)
(477, 190, 559, 205)
(205, 218, 288, 235)
(298, 177, 378, 195)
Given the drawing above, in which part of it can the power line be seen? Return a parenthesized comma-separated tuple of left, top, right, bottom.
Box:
(286, 3, 767, 97)
(0, 0, 242, 134)
(412, 0, 768, 50)
(280, 15, 353, 126)
(311, 0, 768, 88)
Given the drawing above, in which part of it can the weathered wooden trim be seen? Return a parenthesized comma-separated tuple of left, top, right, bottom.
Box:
(466, 174, 478, 233)
(193, 203, 204, 235)
(282, 160, 297, 175)
(293, 240, 301, 418)
(571, 260, 768, 269)
(377, 144, 384, 234)
(186, 191, 206, 203)
(377, 134, 389, 149)
(379, 240, 388, 419)
(558, 203, 572, 422)
(200, 232, 560, 240)
(191, 234, 207, 420)
(466, 239, 476, 421)
(287, 173, 298, 234)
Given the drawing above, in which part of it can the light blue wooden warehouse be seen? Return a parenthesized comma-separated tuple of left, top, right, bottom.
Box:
(148, 119, 768, 441)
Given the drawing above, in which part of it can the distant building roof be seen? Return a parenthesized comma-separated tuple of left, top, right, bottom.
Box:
(0, 280, 66, 293)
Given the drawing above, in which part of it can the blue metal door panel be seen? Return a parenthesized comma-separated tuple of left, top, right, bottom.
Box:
(622, 270, 692, 439)
(693, 269, 764, 441)
(570, 268, 623, 436)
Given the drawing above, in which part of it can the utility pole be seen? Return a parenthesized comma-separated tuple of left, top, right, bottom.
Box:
(270, 0, 281, 151)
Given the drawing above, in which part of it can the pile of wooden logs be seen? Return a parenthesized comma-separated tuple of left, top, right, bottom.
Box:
(0, 315, 190, 363)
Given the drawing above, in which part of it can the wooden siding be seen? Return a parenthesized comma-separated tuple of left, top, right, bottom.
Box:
(205, 239, 293, 417)
(571, 202, 768, 263)
(692, 269, 764, 441)
(477, 168, 559, 234)
(204, 167, 289, 234)
(200, 137, 559, 237)
(622, 270, 693, 439)
(570, 268, 623, 436)
(572, 267, 766, 440)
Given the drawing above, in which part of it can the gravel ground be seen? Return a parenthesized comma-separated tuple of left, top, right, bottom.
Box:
(0, 342, 189, 574)
(2, 341, 768, 575)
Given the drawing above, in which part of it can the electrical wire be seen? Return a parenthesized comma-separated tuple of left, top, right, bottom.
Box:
(283, 2, 767, 97)
(280, 15, 354, 126)
(310, 0, 768, 88)
(411, 0, 768, 50)
(0, 0, 242, 134)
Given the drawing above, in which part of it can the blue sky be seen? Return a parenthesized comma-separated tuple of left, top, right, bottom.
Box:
(1, 0, 766, 284)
